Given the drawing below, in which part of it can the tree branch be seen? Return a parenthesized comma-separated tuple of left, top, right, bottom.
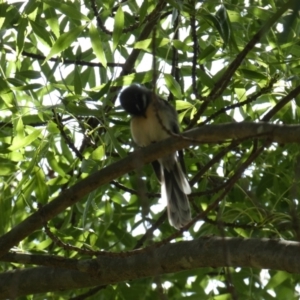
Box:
(1, 237, 300, 298)
(21, 50, 123, 68)
(261, 83, 300, 121)
(0, 122, 300, 258)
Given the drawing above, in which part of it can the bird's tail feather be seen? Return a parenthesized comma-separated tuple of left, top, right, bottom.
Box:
(161, 162, 191, 229)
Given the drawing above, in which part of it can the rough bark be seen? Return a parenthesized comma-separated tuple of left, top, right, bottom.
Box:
(1, 237, 299, 298)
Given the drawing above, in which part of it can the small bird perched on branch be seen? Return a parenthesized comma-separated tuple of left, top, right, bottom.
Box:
(119, 84, 191, 229)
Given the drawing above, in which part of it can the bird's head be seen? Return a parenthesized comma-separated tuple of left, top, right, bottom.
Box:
(119, 84, 152, 117)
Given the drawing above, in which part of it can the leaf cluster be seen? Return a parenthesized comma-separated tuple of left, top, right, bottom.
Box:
(1, 0, 300, 298)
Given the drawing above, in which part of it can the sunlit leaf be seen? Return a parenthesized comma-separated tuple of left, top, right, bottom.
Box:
(44, 25, 86, 63)
(91, 145, 105, 161)
(29, 19, 53, 47)
(42, 0, 90, 21)
(112, 6, 124, 52)
(175, 100, 193, 110)
(16, 18, 27, 55)
(164, 74, 182, 99)
(0, 161, 17, 175)
(8, 129, 42, 151)
(89, 23, 107, 68)
(34, 167, 49, 203)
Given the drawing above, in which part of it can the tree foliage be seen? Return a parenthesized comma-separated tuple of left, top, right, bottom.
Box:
(1, 0, 300, 298)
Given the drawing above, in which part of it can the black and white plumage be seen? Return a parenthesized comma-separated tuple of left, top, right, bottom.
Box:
(119, 84, 191, 229)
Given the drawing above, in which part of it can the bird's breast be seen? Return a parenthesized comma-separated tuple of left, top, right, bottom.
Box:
(130, 103, 170, 147)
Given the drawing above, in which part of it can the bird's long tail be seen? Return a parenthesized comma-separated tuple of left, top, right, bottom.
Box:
(161, 159, 191, 229)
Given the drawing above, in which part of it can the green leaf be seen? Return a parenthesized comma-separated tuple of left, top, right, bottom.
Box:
(8, 128, 42, 151)
(0, 186, 12, 235)
(197, 69, 215, 88)
(42, 0, 90, 21)
(89, 23, 107, 68)
(34, 167, 49, 204)
(81, 158, 98, 174)
(175, 100, 193, 110)
(9, 83, 43, 91)
(103, 200, 113, 225)
(266, 271, 289, 289)
(16, 70, 41, 79)
(29, 19, 53, 47)
(14, 116, 24, 138)
(235, 88, 247, 101)
(173, 40, 191, 52)
(164, 74, 182, 99)
(43, 5, 60, 37)
(0, 161, 17, 176)
(23, 0, 39, 15)
(83, 190, 97, 228)
(199, 45, 218, 63)
(46, 152, 67, 177)
(112, 6, 124, 51)
(134, 38, 170, 51)
(0, 76, 10, 95)
(16, 18, 28, 55)
(139, 0, 148, 22)
(215, 5, 231, 48)
(74, 65, 82, 95)
(113, 71, 154, 87)
(33, 238, 52, 250)
(62, 98, 101, 117)
(109, 223, 135, 247)
(105, 127, 127, 158)
(239, 68, 268, 80)
(44, 25, 86, 64)
(91, 145, 105, 161)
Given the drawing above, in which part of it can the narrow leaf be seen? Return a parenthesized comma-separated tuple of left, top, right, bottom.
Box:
(89, 24, 107, 67)
(91, 145, 105, 161)
(44, 25, 86, 64)
(74, 65, 82, 95)
(112, 6, 124, 51)
(16, 18, 27, 55)
(175, 100, 193, 110)
(0, 77, 10, 95)
(215, 5, 231, 48)
(34, 167, 49, 204)
(43, 0, 90, 21)
(43, 5, 60, 37)
(30, 19, 53, 47)
(164, 74, 182, 99)
(8, 129, 42, 151)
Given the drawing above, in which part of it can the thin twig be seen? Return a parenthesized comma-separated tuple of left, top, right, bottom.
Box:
(52, 110, 84, 160)
(201, 75, 279, 125)
(190, 2, 199, 99)
(21, 50, 122, 68)
(90, 0, 112, 35)
(262, 83, 300, 122)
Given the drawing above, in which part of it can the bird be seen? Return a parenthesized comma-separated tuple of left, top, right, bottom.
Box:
(119, 84, 191, 229)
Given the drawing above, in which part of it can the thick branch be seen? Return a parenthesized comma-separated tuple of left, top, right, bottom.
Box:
(0, 122, 300, 258)
(1, 237, 300, 298)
